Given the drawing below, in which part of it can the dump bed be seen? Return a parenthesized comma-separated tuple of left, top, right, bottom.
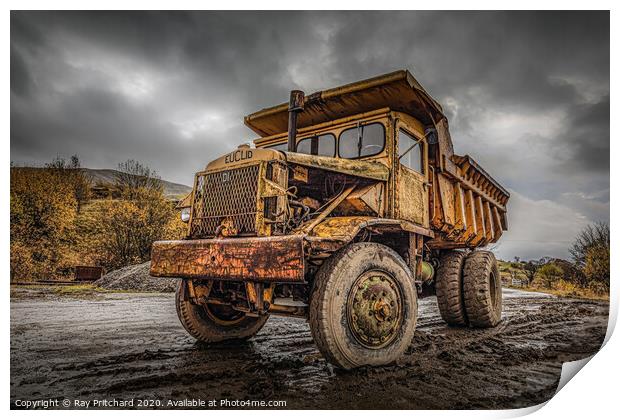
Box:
(429, 154, 509, 248)
(244, 70, 509, 247)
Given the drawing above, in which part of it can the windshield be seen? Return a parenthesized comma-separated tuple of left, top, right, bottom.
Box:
(263, 122, 386, 159)
(338, 123, 385, 159)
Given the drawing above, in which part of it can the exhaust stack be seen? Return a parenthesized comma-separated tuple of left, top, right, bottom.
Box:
(287, 90, 305, 152)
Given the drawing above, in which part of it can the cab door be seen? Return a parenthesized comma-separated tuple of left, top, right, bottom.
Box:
(396, 124, 429, 227)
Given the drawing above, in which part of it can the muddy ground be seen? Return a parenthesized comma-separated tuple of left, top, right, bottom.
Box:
(10, 287, 608, 409)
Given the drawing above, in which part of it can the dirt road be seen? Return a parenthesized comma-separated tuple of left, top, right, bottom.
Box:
(10, 287, 608, 409)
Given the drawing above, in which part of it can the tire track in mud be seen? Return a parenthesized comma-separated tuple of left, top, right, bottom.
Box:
(10, 288, 608, 409)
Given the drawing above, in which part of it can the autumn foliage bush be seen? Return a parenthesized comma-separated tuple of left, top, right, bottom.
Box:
(10, 158, 185, 281)
(79, 190, 185, 270)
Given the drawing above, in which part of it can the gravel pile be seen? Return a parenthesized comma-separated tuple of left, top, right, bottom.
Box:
(95, 262, 179, 292)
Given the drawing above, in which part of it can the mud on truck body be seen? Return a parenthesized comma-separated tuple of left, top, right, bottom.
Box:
(150, 70, 510, 369)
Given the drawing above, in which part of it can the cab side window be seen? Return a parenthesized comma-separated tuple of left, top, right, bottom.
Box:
(399, 129, 423, 174)
(296, 134, 336, 157)
(265, 143, 287, 151)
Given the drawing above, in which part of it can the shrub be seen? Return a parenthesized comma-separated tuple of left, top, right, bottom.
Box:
(10, 166, 78, 281)
(570, 222, 610, 290)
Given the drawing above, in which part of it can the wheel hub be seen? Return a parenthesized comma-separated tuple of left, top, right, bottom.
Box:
(347, 271, 403, 348)
(204, 303, 245, 326)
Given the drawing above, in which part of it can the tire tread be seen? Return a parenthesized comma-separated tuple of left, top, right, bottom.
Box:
(435, 250, 468, 326)
(175, 281, 268, 342)
(462, 251, 502, 328)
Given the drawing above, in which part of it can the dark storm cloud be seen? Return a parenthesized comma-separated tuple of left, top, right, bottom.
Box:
(561, 95, 610, 172)
(10, 11, 609, 260)
(10, 49, 31, 96)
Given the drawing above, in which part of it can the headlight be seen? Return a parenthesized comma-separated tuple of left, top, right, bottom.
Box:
(180, 207, 191, 223)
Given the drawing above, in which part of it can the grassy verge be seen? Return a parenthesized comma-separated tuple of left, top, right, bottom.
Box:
(52, 284, 109, 295)
(10, 284, 134, 297)
(505, 283, 609, 301)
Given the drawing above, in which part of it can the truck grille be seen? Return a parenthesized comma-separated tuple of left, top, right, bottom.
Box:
(190, 165, 260, 237)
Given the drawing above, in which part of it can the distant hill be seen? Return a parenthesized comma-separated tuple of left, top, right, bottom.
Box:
(12, 167, 192, 200)
(84, 169, 192, 199)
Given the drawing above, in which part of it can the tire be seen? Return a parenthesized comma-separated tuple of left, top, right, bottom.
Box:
(435, 250, 468, 326)
(462, 251, 502, 327)
(309, 242, 418, 370)
(175, 280, 269, 342)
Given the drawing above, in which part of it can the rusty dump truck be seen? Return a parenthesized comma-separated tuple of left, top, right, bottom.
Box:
(150, 70, 510, 369)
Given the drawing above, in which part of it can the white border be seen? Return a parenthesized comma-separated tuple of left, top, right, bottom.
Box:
(4, 3, 615, 420)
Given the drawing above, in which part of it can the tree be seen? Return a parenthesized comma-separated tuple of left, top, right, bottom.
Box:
(45, 155, 91, 212)
(115, 159, 163, 198)
(523, 258, 547, 287)
(570, 222, 610, 290)
(584, 244, 610, 292)
(570, 222, 609, 268)
(538, 263, 564, 289)
(553, 258, 586, 287)
(514, 256, 520, 263)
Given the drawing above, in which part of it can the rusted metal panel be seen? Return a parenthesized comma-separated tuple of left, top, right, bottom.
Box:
(150, 236, 306, 282)
(453, 183, 466, 233)
(397, 165, 426, 226)
(74, 266, 104, 282)
(483, 200, 495, 242)
(492, 206, 504, 240)
(244, 70, 444, 137)
(175, 192, 192, 209)
(205, 147, 283, 173)
(428, 156, 509, 247)
(430, 169, 444, 229)
(285, 152, 390, 181)
(307, 216, 434, 245)
(452, 154, 510, 202)
(436, 173, 456, 228)
(336, 183, 384, 216)
(462, 189, 478, 243)
(472, 195, 487, 246)
(298, 185, 356, 234)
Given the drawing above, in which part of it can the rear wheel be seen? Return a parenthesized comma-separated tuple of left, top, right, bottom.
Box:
(435, 250, 468, 326)
(462, 251, 502, 327)
(309, 243, 418, 370)
(175, 280, 269, 342)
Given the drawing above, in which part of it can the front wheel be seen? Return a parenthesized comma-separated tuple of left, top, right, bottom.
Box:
(175, 280, 269, 342)
(309, 243, 418, 370)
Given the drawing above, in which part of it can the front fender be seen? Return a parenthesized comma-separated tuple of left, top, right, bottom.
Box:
(305, 216, 434, 253)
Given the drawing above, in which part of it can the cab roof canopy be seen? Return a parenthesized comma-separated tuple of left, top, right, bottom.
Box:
(244, 70, 446, 137)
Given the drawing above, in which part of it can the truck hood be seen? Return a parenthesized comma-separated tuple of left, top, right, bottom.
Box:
(203, 147, 389, 182)
(204, 147, 284, 173)
(284, 151, 389, 181)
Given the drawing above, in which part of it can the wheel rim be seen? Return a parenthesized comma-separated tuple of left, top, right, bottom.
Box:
(346, 270, 403, 349)
(204, 303, 245, 326)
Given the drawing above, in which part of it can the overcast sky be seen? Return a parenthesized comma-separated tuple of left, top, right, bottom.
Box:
(10, 11, 609, 261)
